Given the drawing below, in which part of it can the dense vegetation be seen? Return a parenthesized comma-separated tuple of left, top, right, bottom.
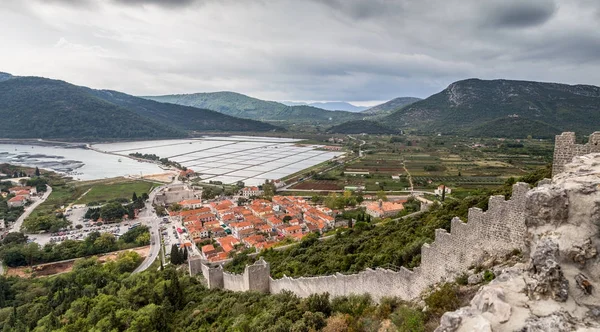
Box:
(0, 75, 280, 140)
(0, 76, 184, 140)
(128, 153, 186, 170)
(383, 78, 600, 137)
(145, 91, 365, 125)
(226, 165, 551, 277)
(0, 181, 24, 224)
(0, 251, 466, 331)
(326, 120, 399, 134)
(0, 226, 150, 267)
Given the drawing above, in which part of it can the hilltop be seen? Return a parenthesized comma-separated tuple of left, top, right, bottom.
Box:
(0, 75, 281, 140)
(145, 92, 363, 124)
(383, 79, 600, 138)
(361, 97, 421, 115)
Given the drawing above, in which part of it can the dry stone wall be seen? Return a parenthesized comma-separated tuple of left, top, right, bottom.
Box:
(552, 131, 600, 176)
(193, 182, 531, 302)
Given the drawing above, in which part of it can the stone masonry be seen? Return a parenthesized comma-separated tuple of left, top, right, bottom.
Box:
(191, 182, 531, 302)
(552, 131, 600, 176)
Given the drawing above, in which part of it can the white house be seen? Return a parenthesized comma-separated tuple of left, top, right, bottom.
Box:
(240, 186, 263, 198)
(434, 185, 451, 196)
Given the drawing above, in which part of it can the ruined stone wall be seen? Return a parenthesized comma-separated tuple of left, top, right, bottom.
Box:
(223, 272, 245, 292)
(552, 132, 600, 176)
(195, 182, 530, 301)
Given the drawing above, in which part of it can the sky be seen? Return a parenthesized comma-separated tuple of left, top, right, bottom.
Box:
(1, 0, 599, 105)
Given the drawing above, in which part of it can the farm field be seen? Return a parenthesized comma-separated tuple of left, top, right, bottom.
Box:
(287, 134, 553, 193)
(75, 180, 159, 205)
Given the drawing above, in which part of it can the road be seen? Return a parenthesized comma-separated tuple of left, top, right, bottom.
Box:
(347, 135, 366, 157)
(132, 185, 165, 273)
(10, 185, 52, 233)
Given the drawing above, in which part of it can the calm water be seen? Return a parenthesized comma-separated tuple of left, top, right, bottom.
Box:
(0, 144, 163, 180)
(0, 136, 342, 184)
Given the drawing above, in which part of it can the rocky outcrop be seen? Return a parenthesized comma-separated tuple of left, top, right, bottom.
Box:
(436, 153, 600, 331)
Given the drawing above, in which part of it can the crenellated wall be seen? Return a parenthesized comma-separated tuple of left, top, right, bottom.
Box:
(552, 131, 600, 176)
(192, 182, 532, 302)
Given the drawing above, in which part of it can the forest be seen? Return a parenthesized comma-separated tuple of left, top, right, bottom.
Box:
(0, 251, 465, 331)
(0, 226, 150, 267)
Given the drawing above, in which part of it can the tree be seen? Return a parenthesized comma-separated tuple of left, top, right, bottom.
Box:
(132, 192, 138, 202)
(182, 247, 188, 262)
(34, 167, 40, 177)
(99, 202, 128, 221)
(441, 185, 446, 202)
(141, 193, 150, 201)
(170, 244, 181, 265)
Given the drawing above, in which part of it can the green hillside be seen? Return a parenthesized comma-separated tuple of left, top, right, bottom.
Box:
(361, 97, 421, 115)
(383, 79, 600, 137)
(0, 77, 184, 140)
(145, 92, 364, 124)
(326, 120, 399, 134)
(0, 76, 281, 140)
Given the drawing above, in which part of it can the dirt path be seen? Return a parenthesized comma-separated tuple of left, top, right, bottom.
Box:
(402, 160, 414, 193)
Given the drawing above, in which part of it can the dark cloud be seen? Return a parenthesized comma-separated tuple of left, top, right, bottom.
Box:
(2, 0, 599, 102)
(483, 0, 557, 28)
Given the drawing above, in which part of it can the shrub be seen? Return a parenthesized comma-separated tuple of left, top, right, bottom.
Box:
(455, 273, 469, 286)
(425, 283, 460, 316)
(483, 270, 495, 283)
(391, 306, 425, 332)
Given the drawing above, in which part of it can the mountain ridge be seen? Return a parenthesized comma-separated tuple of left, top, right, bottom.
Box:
(383, 78, 600, 138)
(144, 92, 365, 124)
(361, 97, 421, 115)
(0, 75, 281, 140)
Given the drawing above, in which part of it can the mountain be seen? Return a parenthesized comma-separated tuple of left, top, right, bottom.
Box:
(361, 97, 421, 115)
(0, 75, 280, 140)
(326, 120, 398, 135)
(0, 72, 13, 82)
(145, 92, 363, 124)
(383, 79, 600, 138)
(306, 102, 367, 112)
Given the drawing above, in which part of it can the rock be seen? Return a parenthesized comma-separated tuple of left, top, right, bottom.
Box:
(567, 238, 598, 266)
(575, 273, 593, 295)
(527, 238, 569, 302)
(434, 308, 475, 332)
(519, 312, 574, 332)
(525, 185, 568, 227)
(470, 286, 512, 323)
(468, 273, 483, 285)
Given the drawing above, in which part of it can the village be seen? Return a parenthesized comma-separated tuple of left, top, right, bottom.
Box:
(162, 183, 416, 263)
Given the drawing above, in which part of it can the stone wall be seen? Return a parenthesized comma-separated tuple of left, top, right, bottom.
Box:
(193, 182, 531, 302)
(552, 131, 600, 176)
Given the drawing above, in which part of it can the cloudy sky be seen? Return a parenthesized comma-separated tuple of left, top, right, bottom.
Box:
(1, 0, 599, 105)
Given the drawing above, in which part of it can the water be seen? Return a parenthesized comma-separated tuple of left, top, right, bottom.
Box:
(0, 144, 163, 180)
(0, 136, 343, 185)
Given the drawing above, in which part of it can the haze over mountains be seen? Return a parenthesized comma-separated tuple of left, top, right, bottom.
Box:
(145, 92, 365, 124)
(281, 101, 368, 112)
(1, 72, 598, 140)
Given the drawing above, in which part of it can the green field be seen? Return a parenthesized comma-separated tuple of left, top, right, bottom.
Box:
(75, 180, 158, 205)
(289, 134, 553, 193)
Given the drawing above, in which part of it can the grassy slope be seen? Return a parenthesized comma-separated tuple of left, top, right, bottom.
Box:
(75, 180, 158, 205)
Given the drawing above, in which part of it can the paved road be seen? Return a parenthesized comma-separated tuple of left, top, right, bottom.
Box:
(133, 185, 165, 273)
(11, 185, 52, 233)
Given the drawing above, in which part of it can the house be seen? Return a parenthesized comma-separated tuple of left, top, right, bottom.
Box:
(230, 221, 254, 239)
(216, 236, 240, 253)
(434, 185, 452, 196)
(240, 186, 263, 198)
(179, 169, 195, 178)
(208, 252, 229, 262)
(282, 225, 302, 236)
(7, 195, 27, 208)
(201, 244, 217, 259)
(365, 199, 405, 218)
(178, 199, 203, 209)
(187, 222, 209, 241)
(243, 234, 265, 247)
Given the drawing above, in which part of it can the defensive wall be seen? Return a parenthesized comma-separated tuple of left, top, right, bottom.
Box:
(189, 182, 531, 301)
(552, 131, 600, 176)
